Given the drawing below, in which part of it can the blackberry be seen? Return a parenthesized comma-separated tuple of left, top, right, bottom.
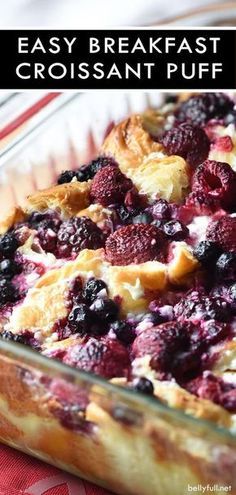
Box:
(163, 220, 189, 240)
(82, 278, 107, 303)
(111, 320, 135, 345)
(76, 156, 119, 183)
(0, 259, 19, 278)
(193, 241, 221, 264)
(57, 170, 77, 184)
(0, 233, 19, 258)
(0, 278, 18, 305)
(133, 377, 154, 396)
(175, 93, 234, 126)
(57, 216, 104, 258)
(90, 298, 119, 323)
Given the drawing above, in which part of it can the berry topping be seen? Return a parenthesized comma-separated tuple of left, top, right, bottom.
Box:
(111, 320, 135, 345)
(163, 220, 189, 241)
(132, 377, 154, 395)
(174, 291, 231, 323)
(212, 135, 233, 152)
(0, 259, 20, 278)
(132, 322, 200, 380)
(57, 156, 118, 184)
(63, 338, 130, 379)
(68, 304, 95, 335)
(175, 93, 234, 126)
(1, 330, 26, 343)
(149, 199, 172, 220)
(206, 216, 236, 252)
(57, 170, 77, 184)
(193, 241, 221, 265)
(216, 252, 236, 281)
(0, 232, 20, 258)
(82, 278, 107, 303)
(28, 211, 62, 253)
(105, 224, 167, 265)
(0, 278, 18, 306)
(57, 216, 104, 258)
(161, 123, 210, 168)
(90, 298, 119, 322)
(90, 164, 133, 207)
(132, 212, 153, 225)
(186, 372, 236, 412)
(191, 160, 236, 209)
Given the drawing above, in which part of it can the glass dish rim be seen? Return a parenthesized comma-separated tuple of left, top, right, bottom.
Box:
(148, 1, 236, 26)
(0, 90, 235, 442)
(1, 337, 235, 441)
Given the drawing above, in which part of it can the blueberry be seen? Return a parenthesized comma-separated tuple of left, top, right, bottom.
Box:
(91, 298, 119, 323)
(133, 377, 154, 396)
(163, 220, 189, 240)
(111, 320, 135, 345)
(143, 312, 166, 325)
(150, 199, 171, 220)
(115, 205, 134, 224)
(0, 278, 17, 305)
(229, 284, 236, 302)
(57, 170, 77, 184)
(193, 241, 221, 264)
(0, 233, 19, 257)
(68, 304, 94, 334)
(82, 278, 107, 303)
(216, 252, 236, 280)
(132, 212, 153, 224)
(1, 330, 26, 344)
(0, 259, 19, 278)
(224, 110, 236, 126)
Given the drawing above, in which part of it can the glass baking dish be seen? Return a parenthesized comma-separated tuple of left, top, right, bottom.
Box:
(0, 91, 236, 495)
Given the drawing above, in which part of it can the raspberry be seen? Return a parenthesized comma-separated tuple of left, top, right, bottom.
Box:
(105, 224, 167, 265)
(206, 216, 236, 252)
(90, 164, 133, 207)
(63, 337, 130, 379)
(161, 123, 210, 167)
(191, 160, 236, 209)
(186, 372, 236, 412)
(175, 93, 234, 126)
(174, 291, 232, 323)
(57, 216, 104, 258)
(212, 136, 233, 153)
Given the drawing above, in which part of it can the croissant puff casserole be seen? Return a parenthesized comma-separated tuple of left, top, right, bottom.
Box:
(1, 92, 236, 495)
